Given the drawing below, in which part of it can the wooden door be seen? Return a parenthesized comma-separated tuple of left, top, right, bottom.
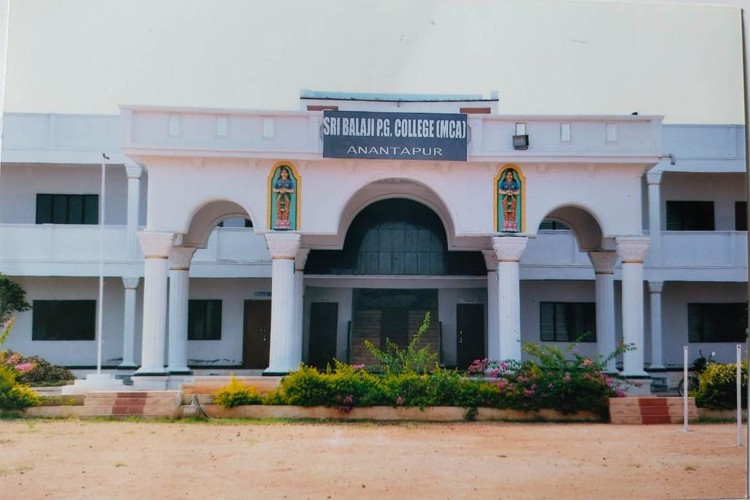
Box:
(456, 303, 485, 370)
(307, 302, 338, 370)
(243, 300, 271, 369)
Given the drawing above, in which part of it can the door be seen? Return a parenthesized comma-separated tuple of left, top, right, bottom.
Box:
(243, 300, 271, 369)
(307, 302, 339, 370)
(456, 303, 485, 370)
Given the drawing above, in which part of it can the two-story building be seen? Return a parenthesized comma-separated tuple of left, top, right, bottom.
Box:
(0, 91, 745, 389)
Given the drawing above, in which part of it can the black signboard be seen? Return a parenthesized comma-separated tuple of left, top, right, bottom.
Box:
(322, 110, 467, 161)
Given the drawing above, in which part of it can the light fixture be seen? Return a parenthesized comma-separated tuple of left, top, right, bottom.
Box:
(513, 122, 529, 150)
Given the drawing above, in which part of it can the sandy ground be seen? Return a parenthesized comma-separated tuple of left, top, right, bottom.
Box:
(0, 420, 745, 500)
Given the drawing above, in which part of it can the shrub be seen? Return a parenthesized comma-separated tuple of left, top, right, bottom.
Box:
(0, 366, 40, 410)
(279, 365, 335, 406)
(364, 312, 438, 375)
(5, 352, 75, 386)
(213, 374, 264, 408)
(695, 361, 748, 410)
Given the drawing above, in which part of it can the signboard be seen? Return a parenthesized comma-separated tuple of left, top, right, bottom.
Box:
(322, 110, 467, 161)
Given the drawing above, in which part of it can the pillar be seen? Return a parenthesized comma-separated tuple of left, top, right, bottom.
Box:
(616, 236, 650, 377)
(134, 231, 174, 376)
(167, 246, 196, 374)
(648, 281, 665, 370)
(264, 232, 301, 374)
(118, 277, 140, 369)
(292, 249, 310, 368)
(124, 161, 143, 259)
(492, 236, 528, 361)
(482, 249, 500, 362)
(588, 251, 618, 373)
(646, 168, 664, 265)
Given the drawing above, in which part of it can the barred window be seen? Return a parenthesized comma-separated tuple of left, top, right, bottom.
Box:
(540, 302, 596, 342)
(688, 303, 746, 343)
(188, 300, 222, 340)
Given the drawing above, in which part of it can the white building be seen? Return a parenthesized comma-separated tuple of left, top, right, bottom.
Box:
(0, 91, 745, 387)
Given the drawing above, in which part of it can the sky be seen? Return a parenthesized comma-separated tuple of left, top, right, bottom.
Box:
(2, 0, 745, 124)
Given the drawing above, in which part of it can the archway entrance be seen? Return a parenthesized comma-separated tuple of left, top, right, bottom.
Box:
(306, 198, 485, 367)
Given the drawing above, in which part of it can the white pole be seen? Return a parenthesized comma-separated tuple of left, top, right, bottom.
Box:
(738, 344, 743, 447)
(96, 153, 108, 374)
(684, 345, 689, 432)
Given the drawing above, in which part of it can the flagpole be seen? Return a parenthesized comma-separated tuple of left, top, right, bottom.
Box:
(97, 153, 109, 375)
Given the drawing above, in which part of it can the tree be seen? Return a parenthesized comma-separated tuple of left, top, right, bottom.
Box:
(0, 273, 30, 326)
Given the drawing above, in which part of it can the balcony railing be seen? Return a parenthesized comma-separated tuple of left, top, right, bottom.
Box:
(0, 224, 746, 281)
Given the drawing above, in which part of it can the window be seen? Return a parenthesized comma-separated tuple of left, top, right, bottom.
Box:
(36, 194, 98, 224)
(32, 300, 96, 341)
(735, 202, 747, 231)
(188, 300, 222, 340)
(539, 219, 570, 231)
(540, 302, 596, 342)
(665, 201, 714, 231)
(688, 303, 747, 342)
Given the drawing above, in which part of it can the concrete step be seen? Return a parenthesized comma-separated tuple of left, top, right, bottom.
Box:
(610, 396, 698, 424)
(82, 391, 181, 418)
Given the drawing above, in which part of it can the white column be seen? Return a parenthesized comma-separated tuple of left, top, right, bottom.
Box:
(124, 161, 143, 259)
(648, 281, 665, 370)
(482, 249, 500, 362)
(134, 231, 174, 376)
(492, 236, 528, 361)
(264, 232, 301, 374)
(167, 246, 196, 374)
(292, 249, 310, 367)
(646, 168, 663, 265)
(588, 251, 618, 373)
(118, 277, 140, 369)
(616, 236, 650, 377)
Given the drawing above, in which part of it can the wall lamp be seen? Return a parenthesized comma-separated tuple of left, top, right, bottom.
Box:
(513, 122, 529, 150)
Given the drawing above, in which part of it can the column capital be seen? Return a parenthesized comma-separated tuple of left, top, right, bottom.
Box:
(646, 169, 662, 185)
(482, 249, 498, 271)
(492, 236, 528, 262)
(615, 236, 650, 263)
(588, 250, 617, 274)
(169, 246, 197, 271)
(122, 277, 140, 290)
(295, 248, 310, 272)
(138, 231, 175, 259)
(648, 281, 664, 293)
(265, 232, 301, 260)
(124, 160, 144, 179)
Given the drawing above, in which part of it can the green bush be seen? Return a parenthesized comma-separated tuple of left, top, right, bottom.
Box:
(695, 361, 748, 410)
(213, 375, 264, 408)
(279, 365, 335, 406)
(364, 312, 438, 375)
(0, 366, 40, 410)
(7, 352, 75, 386)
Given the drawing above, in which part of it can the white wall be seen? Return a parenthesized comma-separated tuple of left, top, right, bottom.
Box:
(184, 278, 272, 366)
(661, 172, 746, 231)
(5, 276, 142, 367)
(0, 164, 130, 224)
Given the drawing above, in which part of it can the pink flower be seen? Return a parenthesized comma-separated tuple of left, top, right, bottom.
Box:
(582, 358, 592, 367)
(14, 362, 34, 373)
(496, 380, 507, 390)
(352, 364, 365, 370)
(563, 373, 571, 383)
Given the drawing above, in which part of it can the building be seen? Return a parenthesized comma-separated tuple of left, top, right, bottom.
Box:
(0, 91, 745, 389)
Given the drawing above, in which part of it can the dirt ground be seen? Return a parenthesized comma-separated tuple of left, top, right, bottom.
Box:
(0, 420, 745, 500)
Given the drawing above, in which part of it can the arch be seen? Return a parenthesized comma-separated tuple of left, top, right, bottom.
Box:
(542, 204, 609, 252)
(183, 199, 253, 248)
(305, 198, 485, 275)
(333, 177, 458, 250)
